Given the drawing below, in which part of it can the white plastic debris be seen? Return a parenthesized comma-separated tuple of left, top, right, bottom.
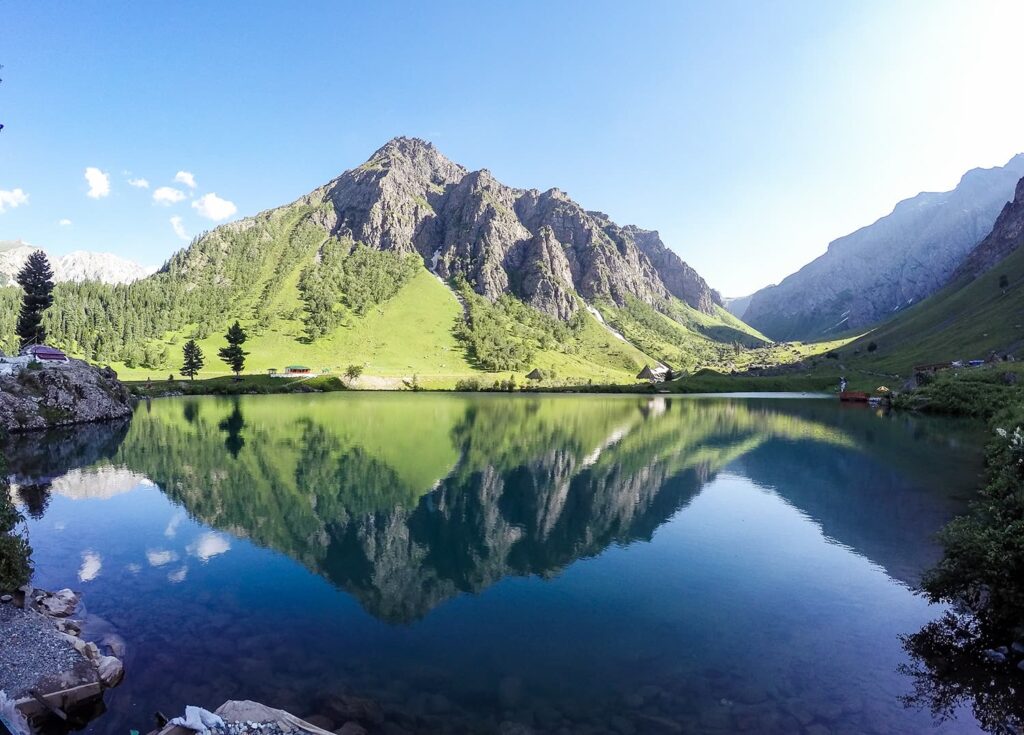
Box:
(0, 691, 31, 735)
(169, 705, 226, 733)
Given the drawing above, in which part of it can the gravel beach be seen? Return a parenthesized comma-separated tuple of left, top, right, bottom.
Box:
(0, 603, 81, 698)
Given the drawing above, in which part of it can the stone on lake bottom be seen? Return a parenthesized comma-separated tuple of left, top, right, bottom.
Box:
(323, 695, 384, 726)
(498, 676, 523, 709)
(302, 714, 335, 731)
(983, 649, 1007, 663)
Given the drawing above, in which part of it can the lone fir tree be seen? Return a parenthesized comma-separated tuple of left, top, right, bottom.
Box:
(218, 321, 248, 379)
(181, 339, 205, 380)
(15, 251, 55, 348)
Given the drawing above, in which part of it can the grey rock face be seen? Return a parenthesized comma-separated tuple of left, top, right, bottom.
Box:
(0, 360, 133, 433)
(744, 154, 1024, 341)
(722, 294, 752, 319)
(951, 175, 1024, 282)
(628, 226, 722, 312)
(516, 227, 578, 319)
(282, 137, 717, 319)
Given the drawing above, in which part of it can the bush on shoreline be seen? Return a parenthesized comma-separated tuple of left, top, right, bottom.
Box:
(897, 366, 1024, 730)
(921, 405, 1024, 632)
(0, 453, 32, 591)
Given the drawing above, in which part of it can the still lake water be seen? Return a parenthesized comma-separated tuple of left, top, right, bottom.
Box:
(7, 393, 991, 734)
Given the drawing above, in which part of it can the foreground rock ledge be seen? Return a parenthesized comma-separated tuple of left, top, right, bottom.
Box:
(0, 358, 133, 433)
(1, 587, 125, 732)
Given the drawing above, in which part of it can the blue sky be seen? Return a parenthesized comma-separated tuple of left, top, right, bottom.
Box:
(2, 1, 1023, 295)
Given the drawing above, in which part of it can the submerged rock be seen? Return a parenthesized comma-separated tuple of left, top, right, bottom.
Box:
(322, 695, 384, 726)
(0, 358, 132, 433)
(983, 649, 1007, 663)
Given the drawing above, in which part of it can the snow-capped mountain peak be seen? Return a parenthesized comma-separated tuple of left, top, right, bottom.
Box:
(0, 240, 155, 286)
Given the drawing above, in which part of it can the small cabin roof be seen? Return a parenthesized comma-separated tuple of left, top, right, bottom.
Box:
(285, 365, 311, 370)
(637, 365, 666, 378)
(526, 368, 543, 379)
(21, 344, 67, 358)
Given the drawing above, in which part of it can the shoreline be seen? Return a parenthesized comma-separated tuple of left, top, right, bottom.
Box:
(1, 587, 125, 733)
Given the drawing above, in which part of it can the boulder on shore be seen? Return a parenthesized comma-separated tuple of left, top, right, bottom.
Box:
(0, 358, 133, 433)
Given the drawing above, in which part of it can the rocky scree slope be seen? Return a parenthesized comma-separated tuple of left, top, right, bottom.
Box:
(744, 154, 1024, 341)
(170, 137, 720, 322)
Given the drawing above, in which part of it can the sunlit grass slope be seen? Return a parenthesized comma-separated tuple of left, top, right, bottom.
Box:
(114, 270, 663, 387)
(843, 245, 1024, 374)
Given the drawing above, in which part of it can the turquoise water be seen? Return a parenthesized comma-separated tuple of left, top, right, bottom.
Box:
(9, 393, 988, 733)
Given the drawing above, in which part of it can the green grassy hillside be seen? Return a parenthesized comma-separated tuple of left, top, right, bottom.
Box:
(840, 244, 1024, 374)
(111, 269, 663, 388)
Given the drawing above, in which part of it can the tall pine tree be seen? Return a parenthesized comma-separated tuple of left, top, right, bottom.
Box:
(15, 251, 55, 348)
(181, 339, 205, 380)
(218, 321, 248, 379)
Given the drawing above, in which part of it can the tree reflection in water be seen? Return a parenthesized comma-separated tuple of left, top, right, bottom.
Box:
(6, 392, 1012, 733)
(218, 401, 246, 458)
(900, 612, 1023, 734)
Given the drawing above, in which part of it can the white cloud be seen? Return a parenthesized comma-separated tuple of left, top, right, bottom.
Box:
(78, 551, 102, 582)
(170, 215, 190, 242)
(128, 177, 150, 189)
(192, 192, 237, 221)
(168, 565, 188, 584)
(153, 186, 186, 205)
(84, 167, 110, 199)
(187, 532, 231, 562)
(0, 188, 29, 212)
(174, 171, 197, 188)
(58, 218, 72, 226)
(146, 549, 178, 567)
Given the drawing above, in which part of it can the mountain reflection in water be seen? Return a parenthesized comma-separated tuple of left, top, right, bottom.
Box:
(6, 393, 991, 734)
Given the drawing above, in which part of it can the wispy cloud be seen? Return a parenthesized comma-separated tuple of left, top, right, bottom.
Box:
(128, 177, 150, 189)
(85, 167, 110, 198)
(192, 192, 237, 221)
(58, 218, 72, 226)
(170, 215, 190, 242)
(164, 512, 185, 538)
(153, 186, 186, 205)
(174, 171, 197, 188)
(0, 188, 29, 212)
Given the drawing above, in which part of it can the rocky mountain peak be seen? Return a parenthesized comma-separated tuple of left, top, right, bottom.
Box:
(310, 139, 721, 319)
(0, 241, 153, 286)
(743, 153, 1024, 341)
(363, 136, 467, 181)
